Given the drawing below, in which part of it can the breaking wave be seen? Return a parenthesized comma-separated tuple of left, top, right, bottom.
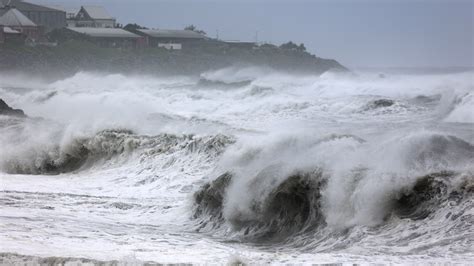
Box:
(193, 132, 474, 245)
(1, 128, 234, 175)
(194, 169, 326, 241)
(444, 92, 474, 123)
(1, 69, 473, 262)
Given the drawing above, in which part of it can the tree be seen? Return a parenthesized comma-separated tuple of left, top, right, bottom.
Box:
(123, 23, 148, 34)
(184, 24, 206, 35)
(279, 41, 299, 51)
(297, 43, 306, 52)
(279, 41, 307, 52)
(260, 43, 278, 49)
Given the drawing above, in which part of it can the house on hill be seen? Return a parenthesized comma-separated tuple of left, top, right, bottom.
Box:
(42, 5, 78, 27)
(70, 6, 116, 28)
(137, 29, 207, 50)
(223, 40, 256, 49)
(0, 25, 22, 44)
(64, 7, 78, 27)
(0, 0, 66, 32)
(66, 27, 143, 48)
(0, 7, 40, 40)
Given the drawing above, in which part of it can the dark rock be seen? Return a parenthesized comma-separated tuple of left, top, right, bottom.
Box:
(373, 99, 394, 107)
(366, 99, 395, 110)
(0, 99, 26, 117)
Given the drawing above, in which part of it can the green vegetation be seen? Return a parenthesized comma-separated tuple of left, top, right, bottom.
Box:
(123, 23, 148, 34)
(280, 41, 307, 52)
(0, 30, 346, 77)
(184, 25, 207, 35)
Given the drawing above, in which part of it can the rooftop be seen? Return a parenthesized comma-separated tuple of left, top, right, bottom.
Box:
(0, 0, 64, 12)
(0, 8, 36, 27)
(138, 29, 207, 39)
(67, 27, 141, 38)
(224, 40, 256, 44)
(81, 6, 113, 20)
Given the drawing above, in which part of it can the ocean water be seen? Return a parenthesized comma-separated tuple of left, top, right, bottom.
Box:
(0, 68, 473, 264)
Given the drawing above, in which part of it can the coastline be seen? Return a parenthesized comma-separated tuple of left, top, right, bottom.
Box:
(0, 40, 347, 79)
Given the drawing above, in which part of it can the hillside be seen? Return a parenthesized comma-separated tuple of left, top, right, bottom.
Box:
(0, 36, 347, 77)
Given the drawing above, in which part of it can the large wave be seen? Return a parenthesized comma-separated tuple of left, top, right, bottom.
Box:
(192, 132, 474, 245)
(1, 68, 473, 261)
(0, 124, 234, 175)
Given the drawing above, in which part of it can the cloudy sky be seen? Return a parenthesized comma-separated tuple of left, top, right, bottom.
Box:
(35, 0, 473, 68)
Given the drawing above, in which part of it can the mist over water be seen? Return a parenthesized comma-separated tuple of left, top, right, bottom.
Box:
(0, 67, 473, 264)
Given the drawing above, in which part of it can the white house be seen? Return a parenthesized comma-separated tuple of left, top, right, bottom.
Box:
(137, 29, 207, 49)
(70, 6, 115, 28)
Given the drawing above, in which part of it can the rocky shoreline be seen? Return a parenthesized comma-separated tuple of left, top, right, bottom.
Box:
(0, 99, 26, 117)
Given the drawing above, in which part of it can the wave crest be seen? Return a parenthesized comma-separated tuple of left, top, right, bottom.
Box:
(2, 129, 234, 175)
(194, 169, 325, 241)
(193, 132, 474, 243)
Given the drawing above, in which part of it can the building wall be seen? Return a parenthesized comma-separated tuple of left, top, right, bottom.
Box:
(71, 20, 93, 27)
(0, 26, 26, 44)
(73, 19, 116, 28)
(225, 42, 256, 49)
(148, 37, 204, 49)
(90, 37, 137, 48)
(21, 10, 66, 32)
(92, 19, 115, 28)
(9, 25, 40, 40)
(66, 19, 76, 27)
(0, 27, 4, 44)
(158, 43, 182, 50)
(136, 37, 147, 48)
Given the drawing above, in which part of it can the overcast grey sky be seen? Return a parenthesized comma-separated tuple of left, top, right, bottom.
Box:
(35, 0, 473, 68)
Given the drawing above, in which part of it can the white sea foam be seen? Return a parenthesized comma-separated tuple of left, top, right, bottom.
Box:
(0, 68, 473, 264)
